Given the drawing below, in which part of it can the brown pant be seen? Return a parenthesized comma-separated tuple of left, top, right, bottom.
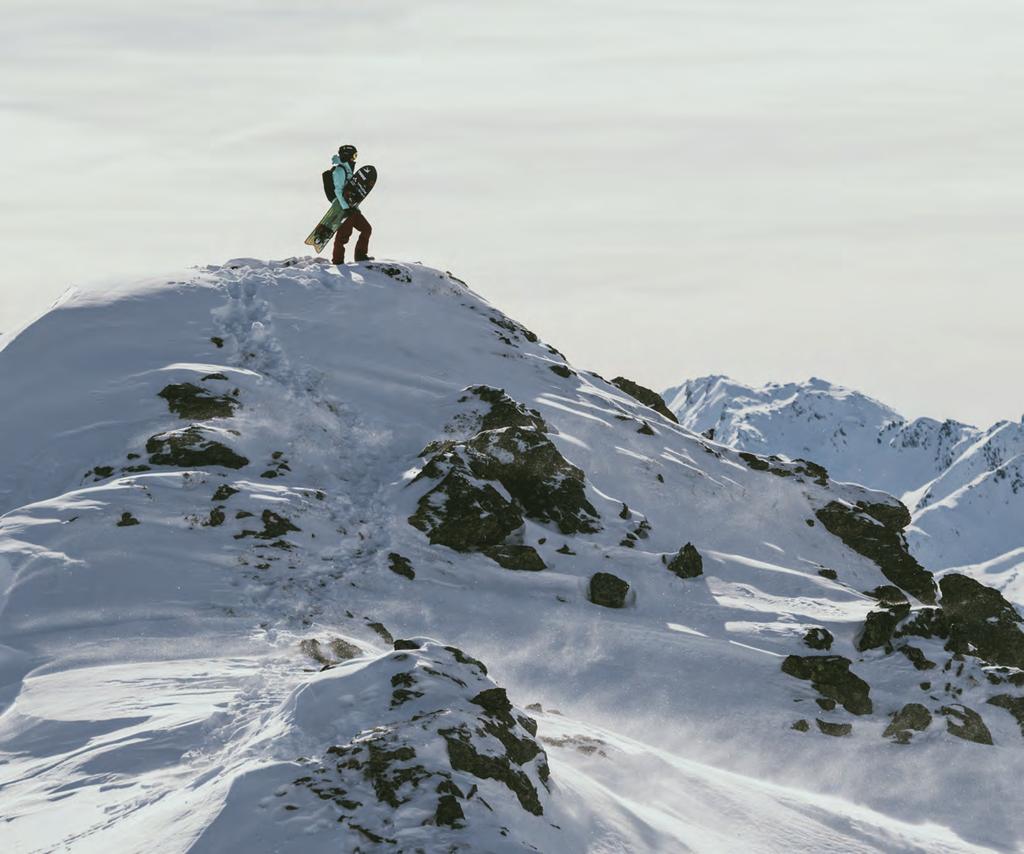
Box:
(332, 210, 372, 263)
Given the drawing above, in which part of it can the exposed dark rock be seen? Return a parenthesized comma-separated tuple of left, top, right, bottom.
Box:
(940, 704, 993, 745)
(857, 604, 910, 652)
(637, 422, 655, 436)
(898, 645, 936, 670)
(938, 573, 1024, 669)
(815, 720, 852, 737)
(235, 509, 300, 542)
(465, 427, 600, 535)
(484, 544, 546, 571)
(781, 655, 873, 715)
(589, 572, 630, 608)
(367, 622, 394, 644)
(158, 382, 237, 420)
(815, 500, 937, 604)
(466, 385, 547, 433)
(609, 377, 679, 423)
(791, 719, 810, 732)
(818, 568, 838, 581)
(803, 627, 834, 651)
(435, 789, 465, 828)
(865, 585, 910, 606)
(895, 607, 949, 642)
(410, 462, 525, 552)
(388, 552, 415, 580)
(393, 639, 422, 651)
(664, 543, 703, 579)
(987, 695, 1024, 736)
(116, 511, 140, 527)
(146, 426, 249, 470)
(883, 703, 932, 744)
(210, 336, 224, 348)
(212, 484, 238, 502)
(549, 364, 573, 378)
(739, 452, 770, 472)
(205, 507, 226, 527)
(444, 646, 488, 676)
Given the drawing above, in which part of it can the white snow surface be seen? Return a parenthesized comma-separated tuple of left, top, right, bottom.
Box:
(0, 260, 1021, 852)
(666, 375, 1024, 604)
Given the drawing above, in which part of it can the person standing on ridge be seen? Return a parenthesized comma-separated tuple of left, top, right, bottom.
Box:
(330, 144, 373, 264)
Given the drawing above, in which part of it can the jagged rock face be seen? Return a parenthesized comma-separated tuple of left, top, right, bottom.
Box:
(158, 380, 238, 420)
(940, 705, 993, 745)
(780, 655, 873, 716)
(856, 574, 1024, 671)
(589, 572, 630, 608)
(938, 574, 1024, 669)
(610, 377, 679, 424)
(218, 641, 554, 851)
(410, 459, 525, 551)
(803, 628, 834, 651)
(883, 704, 932, 744)
(814, 500, 937, 604)
(146, 425, 249, 469)
(410, 386, 600, 557)
(664, 543, 703, 579)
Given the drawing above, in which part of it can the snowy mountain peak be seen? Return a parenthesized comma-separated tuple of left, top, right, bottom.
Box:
(667, 373, 1024, 605)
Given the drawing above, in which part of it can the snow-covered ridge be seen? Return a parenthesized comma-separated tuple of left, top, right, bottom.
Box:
(666, 375, 1024, 602)
(1, 260, 1023, 852)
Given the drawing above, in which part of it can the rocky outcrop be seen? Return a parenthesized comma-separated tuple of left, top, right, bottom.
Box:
(146, 426, 249, 470)
(781, 655, 872, 715)
(803, 627, 834, 651)
(484, 544, 546, 571)
(938, 573, 1024, 669)
(883, 703, 932, 744)
(589, 572, 630, 609)
(610, 377, 679, 424)
(286, 641, 551, 848)
(663, 543, 703, 579)
(815, 499, 937, 604)
(411, 387, 600, 563)
(158, 380, 238, 420)
(940, 705, 993, 745)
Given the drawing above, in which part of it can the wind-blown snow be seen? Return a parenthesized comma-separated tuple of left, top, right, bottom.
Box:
(1, 261, 1021, 852)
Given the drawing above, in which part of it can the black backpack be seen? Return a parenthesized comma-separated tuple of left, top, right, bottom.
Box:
(322, 167, 337, 202)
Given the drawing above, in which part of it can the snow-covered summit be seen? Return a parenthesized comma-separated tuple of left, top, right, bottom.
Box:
(2, 260, 1024, 852)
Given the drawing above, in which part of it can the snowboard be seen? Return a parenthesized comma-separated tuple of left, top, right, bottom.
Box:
(304, 164, 378, 253)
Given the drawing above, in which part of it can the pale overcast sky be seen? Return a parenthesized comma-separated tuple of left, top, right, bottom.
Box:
(3, 0, 1022, 425)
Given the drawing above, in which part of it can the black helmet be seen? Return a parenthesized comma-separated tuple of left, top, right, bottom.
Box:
(338, 144, 357, 162)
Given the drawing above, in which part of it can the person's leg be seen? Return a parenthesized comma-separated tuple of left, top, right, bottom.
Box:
(332, 216, 356, 264)
(350, 212, 373, 261)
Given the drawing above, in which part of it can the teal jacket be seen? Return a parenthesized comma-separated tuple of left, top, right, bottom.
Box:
(331, 155, 356, 209)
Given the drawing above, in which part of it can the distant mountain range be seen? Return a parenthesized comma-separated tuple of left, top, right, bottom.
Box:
(665, 376, 1024, 603)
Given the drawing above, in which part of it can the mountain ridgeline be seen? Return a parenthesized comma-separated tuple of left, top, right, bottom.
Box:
(1, 260, 1022, 852)
(666, 375, 1024, 604)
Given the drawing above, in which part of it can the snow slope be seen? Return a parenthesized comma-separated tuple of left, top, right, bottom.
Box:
(1, 261, 1023, 852)
(666, 376, 1024, 603)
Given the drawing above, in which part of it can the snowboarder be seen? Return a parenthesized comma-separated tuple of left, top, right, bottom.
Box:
(330, 144, 373, 264)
